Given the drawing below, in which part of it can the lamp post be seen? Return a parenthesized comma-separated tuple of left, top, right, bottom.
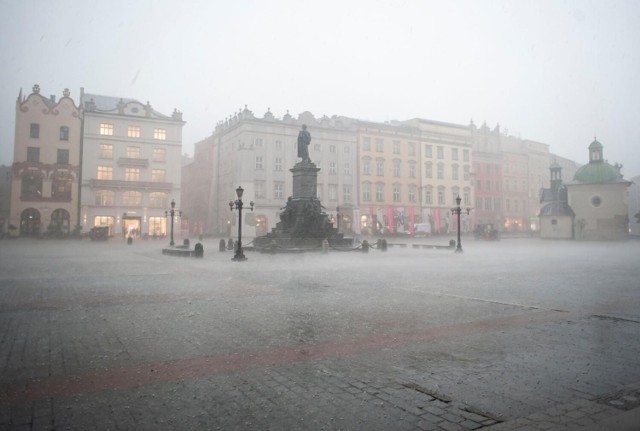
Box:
(451, 195, 470, 253)
(165, 199, 182, 246)
(229, 186, 254, 261)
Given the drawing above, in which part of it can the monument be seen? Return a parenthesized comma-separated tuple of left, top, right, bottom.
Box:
(253, 125, 354, 251)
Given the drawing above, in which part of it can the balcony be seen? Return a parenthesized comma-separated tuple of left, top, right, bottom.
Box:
(89, 179, 172, 191)
(117, 157, 149, 167)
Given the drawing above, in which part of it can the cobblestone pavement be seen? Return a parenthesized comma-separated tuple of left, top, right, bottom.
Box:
(1, 237, 639, 430)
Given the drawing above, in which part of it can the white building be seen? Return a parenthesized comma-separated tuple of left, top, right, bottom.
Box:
(79, 90, 185, 238)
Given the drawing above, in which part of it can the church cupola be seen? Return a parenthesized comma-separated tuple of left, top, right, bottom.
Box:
(589, 138, 603, 163)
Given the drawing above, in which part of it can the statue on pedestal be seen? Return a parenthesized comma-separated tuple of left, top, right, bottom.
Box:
(297, 124, 311, 162)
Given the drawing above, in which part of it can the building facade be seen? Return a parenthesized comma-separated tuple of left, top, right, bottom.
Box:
(405, 118, 474, 235)
(356, 121, 422, 235)
(184, 107, 358, 239)
(565, 139, 630, 240)
(9, 85, 81, 237)
(79, 90, 184, 238)
(470, 121, 503, 232)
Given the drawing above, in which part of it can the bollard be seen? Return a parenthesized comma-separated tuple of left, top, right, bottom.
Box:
(322, 239, 329, 254)
(361, 239, 369, 253)
(381, 239, 388, 251)
(183, 238, 190, 248)
(219, 239, 226, 252)
(449, 239, 456, 247)
(127, 236, 133, 245)
(194, 243, 204, 258)
(227, 238, 234, 250)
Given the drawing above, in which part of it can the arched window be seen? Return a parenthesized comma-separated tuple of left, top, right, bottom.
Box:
(21, 170, 43, 199)
(49, 209, 70, 236)
(149, 192, 168, 208)
(51, 171, 72, 201)
(122, 191, 142, 206)
(20, 208, 41, 236)
(95, 190, 115, 206)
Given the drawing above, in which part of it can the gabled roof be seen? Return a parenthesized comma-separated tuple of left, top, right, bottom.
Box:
(81, 93, 171, 119)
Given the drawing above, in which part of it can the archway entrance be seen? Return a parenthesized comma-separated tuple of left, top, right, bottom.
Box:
(49, 209, 71, 237)
(20, 208, 41, 236)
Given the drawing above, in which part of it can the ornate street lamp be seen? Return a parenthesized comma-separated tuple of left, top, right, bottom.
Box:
(165, 199, 182, 246)
(229, 186, 254, 261)
(451, 195, 471, 253)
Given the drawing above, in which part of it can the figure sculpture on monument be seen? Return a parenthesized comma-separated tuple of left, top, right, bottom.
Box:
(297, 124, 311, 162)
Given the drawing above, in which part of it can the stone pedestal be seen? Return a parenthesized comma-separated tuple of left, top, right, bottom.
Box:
(253, 161, 354, 251)
(291, 161, 320, 199)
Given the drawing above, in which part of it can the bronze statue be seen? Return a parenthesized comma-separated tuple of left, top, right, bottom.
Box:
(297, 124, 311, 162)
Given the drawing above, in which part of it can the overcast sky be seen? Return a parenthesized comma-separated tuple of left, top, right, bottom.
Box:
(1, 0, 639, 177)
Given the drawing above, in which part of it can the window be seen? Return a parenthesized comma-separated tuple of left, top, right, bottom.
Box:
(153, 148, 166, 162)
(128, 126, 141, 138)
(408, 186, 416, 202)
(329, 145, 336, 153)
(408, 142, 416, 156)
(452, 148, 458, 160)
(463, 149, 470, 162)
(363, 159, 371, 175)
(362, 137, 371, 151)
(274, 182, 284, 199)
(424, 162, 432, 178)
(437, 146, 444, 159)
(57, 149, 69, 165)
(97, 166, 112, 180)
(255, 156, 263, 169)
(452, 164, 459, 180)
(393, 185, 401, 202)
(484, 197, 493, 211)
(255, 182, 265, 199)
(328, 184, 337, 201)
(153, 128, 166, 140)
(464, 190, 471, 206)
(313, 144, 321, 152)
(148, 217, 165, 236)
(486, 181, 491, 192)
(152, 169, 166, 182)
(437, 164, 444, 180)
(59, 126, 69, 141)
(27, 146, 40, 162)
(21, 171, 42, 198)
(424, 144, 432, 158)
(376, 138, 384, 152)
(100, 123, 113, 136)
(343, 185, 351, 202)
(493, 197, 500, 210)
(376, 160, 384, 176)
(125, 168, 140, 181)
(329, 162, 336, 174)
(122, 191, 142, 206)
(149, 192, 168, 208)
(362, 183, 371, 201)
(275, 140, 282, 150)
(464, 165, 470, 181)
(408, 161, 416, 178)
(425, 189, 432, 204)
(275, 157, 283, 171)
(100, 144, 113, 159)
(30, 123, 40, 138)
(344, 162, 351, 175)
(255, 138, 263, 148)
(393, 141, 400, 154)
(477, 180, 482, 190)
(95, 190, 115, 206)
(438, 190, 445, 205)
(375, 184, 384, 202)
(127, 146, 140, 159)
(393, 160, 401, 177)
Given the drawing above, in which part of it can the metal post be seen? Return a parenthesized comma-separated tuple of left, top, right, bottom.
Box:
(165, 199, 181, 247)
(230, 186, 254, 262)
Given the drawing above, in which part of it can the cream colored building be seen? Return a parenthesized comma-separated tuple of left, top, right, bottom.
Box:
(404, 118, 473, 234)
(79, 90, 184, 238)
(9, 85, 81, 237)
(184, 108, 358, 238)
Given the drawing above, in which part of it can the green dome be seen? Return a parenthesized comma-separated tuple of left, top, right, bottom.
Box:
(573, 162, 621, 183)
(589, 138, 603, 150)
